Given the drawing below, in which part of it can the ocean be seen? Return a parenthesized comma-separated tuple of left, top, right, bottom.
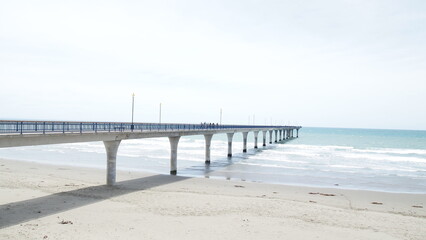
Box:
(1, 127, 425, 193)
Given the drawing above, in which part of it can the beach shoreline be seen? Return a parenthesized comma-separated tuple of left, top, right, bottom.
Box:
(1, 158, 425, 239)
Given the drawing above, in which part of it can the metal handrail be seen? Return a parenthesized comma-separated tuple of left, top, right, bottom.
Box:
(0, 120, 301, 135)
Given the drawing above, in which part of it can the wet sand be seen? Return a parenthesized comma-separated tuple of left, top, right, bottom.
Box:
(0, 158, 425, 240)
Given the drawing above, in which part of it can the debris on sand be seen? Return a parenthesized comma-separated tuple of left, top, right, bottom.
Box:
(234, 185, 245, 188)
(320, 193, 335, 196)
(371, 202, 383, 205)
(65, 183, 80, 187)
(309, 192, 335, 196)
(59, 220, 73, 225)
(412, 205, 423, 208)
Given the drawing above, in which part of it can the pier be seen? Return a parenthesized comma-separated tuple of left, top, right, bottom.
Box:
(0, 120, 301, 186)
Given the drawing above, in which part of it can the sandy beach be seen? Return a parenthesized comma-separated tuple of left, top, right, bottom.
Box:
(0, 158, 425, 240)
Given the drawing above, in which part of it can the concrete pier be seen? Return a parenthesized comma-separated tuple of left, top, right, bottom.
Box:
(204, 134, 213, 164)
(168, 136, 180, 175)
(103, 140, 121, 186)
(0, 120, 302, 185)
(242, 132, 248, 152)
(262, 131, 267, 146)
(253, 131, 259, 149)
(227, 133, 234, 157)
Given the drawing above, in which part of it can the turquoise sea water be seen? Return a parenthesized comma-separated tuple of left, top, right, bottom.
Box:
(1, 127, 425, 193)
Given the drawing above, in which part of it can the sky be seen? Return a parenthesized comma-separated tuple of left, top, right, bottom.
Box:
(1, 0, 425, 130)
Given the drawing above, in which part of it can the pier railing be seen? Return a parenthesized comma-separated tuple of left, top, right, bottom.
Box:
(0, 121, 299, 135)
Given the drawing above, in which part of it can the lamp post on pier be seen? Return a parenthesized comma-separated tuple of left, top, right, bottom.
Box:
(131, 93, 135, 131)
(159, 103, 162, 123)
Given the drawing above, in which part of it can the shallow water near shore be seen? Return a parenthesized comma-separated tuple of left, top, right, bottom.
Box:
(1, 127, 425, 193)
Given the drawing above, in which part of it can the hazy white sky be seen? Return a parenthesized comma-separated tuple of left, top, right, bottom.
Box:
(1, 0, 425, 130)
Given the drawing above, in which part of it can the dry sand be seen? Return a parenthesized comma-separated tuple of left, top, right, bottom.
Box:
(0, 158, 425, 240)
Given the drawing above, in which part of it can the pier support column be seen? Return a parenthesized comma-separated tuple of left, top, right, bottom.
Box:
(168, 136, 181, 175)
(253, 131, 259, 149)
(291, 129, 294, 138)
(284, 129, 288, 139)
(242, 132, 248, 152)
(204, 134, 213, 164)
(269, 130, 273, 144)
(279, 130, 282, 141)
(297, 129, 299, 138)
(262, 131, 267, 146)
(227, 133, 234, 157)
(103, 140, 121, 186)
(274, 130, 278, 143)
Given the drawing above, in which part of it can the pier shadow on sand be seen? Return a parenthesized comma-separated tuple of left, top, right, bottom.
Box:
(0, 174, 188, 228)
